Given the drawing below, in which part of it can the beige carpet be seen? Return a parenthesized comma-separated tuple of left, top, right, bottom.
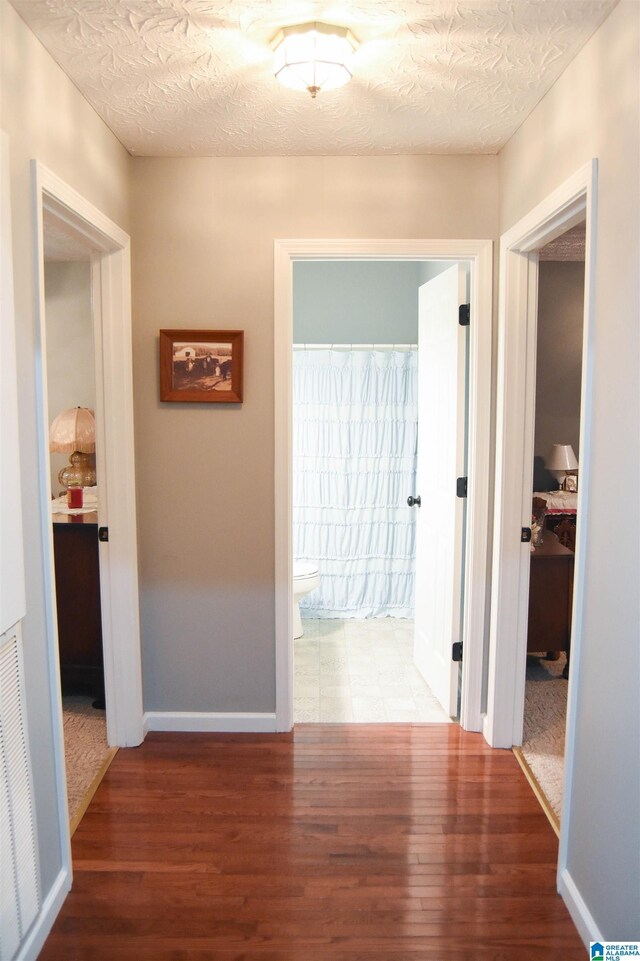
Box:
(62, 696, 114, 828)
(522, 654, 568, 821)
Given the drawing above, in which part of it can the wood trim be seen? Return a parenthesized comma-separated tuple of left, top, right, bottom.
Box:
(512, 746, 560, 838)
(143, 712, 278, 733)
(557, 160, 598, 893)
(459, 239, 493, 732)
(0, 131, 26, 634)
(14, 867, 70, 961)
(69, 748, 117, 838)
(30, 162, 74, 889)
(484, 159, 598, 943)
(31, 166, 129, 252)
(273, 242, 293, 732)
(93, 241, 144, 748)
(273, 239, 493, 735)
(31, 162, 144, 772)
(558, 867, 604, 946)
(485, 160, 597, 751)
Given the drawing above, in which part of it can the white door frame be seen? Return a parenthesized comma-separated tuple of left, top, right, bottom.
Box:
(32, 162, 144, 766)
(484, 161, 597, 762)
(274, 239, 493, 733)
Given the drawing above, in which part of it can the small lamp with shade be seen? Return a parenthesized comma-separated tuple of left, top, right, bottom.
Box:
(546, 443, 578, 491)
(49, 407, 96, 502)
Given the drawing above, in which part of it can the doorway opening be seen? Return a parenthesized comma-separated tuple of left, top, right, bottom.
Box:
(274, 239, 493, 734)
(484, 160, 597, 913)
(32, 163, 143, 857)
(291, 259, 463, 724)
(517, 220, 586, 833)
(42, 248, 114, 831)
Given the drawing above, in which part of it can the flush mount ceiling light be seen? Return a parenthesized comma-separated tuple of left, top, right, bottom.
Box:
(271, 22, 359, 99)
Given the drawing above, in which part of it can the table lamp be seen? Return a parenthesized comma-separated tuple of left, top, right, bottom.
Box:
(49, 407, 96, 489)
(546, 443, 578, 490)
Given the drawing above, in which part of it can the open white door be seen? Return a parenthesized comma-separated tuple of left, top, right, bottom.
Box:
(413, 264, 467, 716)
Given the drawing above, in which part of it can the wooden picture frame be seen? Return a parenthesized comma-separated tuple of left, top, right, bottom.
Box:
(159, 329, 244, 403)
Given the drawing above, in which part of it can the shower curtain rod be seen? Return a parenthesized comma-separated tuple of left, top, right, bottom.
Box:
(293, 343, 417, 351)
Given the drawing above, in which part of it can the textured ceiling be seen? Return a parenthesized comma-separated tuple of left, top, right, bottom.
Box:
(540, 223, 586, 262)
(11, 0, 616, 157)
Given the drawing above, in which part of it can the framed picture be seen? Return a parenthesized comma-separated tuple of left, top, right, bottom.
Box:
(159, 329, 244, 403)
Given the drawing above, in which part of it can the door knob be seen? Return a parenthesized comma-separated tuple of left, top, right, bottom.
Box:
(407, 495, 421, 508)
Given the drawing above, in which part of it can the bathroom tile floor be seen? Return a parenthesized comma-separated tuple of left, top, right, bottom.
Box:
(294, 618, 452, 724)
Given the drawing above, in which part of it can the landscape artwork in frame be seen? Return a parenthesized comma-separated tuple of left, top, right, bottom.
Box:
(160, 329, 244, 403)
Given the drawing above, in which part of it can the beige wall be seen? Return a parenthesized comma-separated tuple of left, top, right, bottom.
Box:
(500, 0, 640, 937)
(131, 155, 499, 712)
(535, 261, 584, 462)
(1, 2, 130, 231)
(1, 0, 131, 898)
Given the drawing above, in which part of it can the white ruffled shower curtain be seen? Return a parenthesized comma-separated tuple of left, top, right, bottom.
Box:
(293, 349, 417, 618)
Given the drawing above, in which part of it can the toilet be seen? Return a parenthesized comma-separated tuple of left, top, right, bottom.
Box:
(292, 561, 320, 639)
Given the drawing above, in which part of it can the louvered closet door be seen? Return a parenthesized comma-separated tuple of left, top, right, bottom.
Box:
(0, 627, 40, 961)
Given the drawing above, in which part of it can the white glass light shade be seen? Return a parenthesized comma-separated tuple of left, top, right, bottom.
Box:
(546, 443, 579, 472)
(49, 407, 96, 453)
(272, 23, 358, 98)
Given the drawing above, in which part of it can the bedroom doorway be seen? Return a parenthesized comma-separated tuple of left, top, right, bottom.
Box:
(485, 160, 597, 903)
(34, 165, 143, 748)
(516, 220, 586, 833)
(42, 248, 115, 833)
(32, 163, 144, 868)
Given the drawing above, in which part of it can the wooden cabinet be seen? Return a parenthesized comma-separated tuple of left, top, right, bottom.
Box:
(52, 512, 104, 705)
(527, 532, 574, 674)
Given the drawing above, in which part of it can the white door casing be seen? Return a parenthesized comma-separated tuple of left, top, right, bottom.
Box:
(0, 131, 26, 636)
(274, 240, 493, 735)
(483, 160, 597, 942)
(32, 163, 144, 762)
(485, 161, 596, 751)
(413, 266, 467, 716)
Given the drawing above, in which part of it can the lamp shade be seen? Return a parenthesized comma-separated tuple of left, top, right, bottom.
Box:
(546, 443, 578, 471)
(49, 407, 96, 453)
(272, 22, 358, 98)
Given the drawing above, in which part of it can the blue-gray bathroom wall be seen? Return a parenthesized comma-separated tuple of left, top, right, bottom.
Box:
(417, 260, 451, 284)
(293, 261, 420, 343)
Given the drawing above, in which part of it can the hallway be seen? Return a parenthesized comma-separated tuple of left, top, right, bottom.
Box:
(39, 725, 583, 959)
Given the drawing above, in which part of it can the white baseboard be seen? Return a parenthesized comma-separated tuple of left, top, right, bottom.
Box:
(143, 711, 278, 733)
(558, 866, 603, 947)
(17, 866, 71, 961)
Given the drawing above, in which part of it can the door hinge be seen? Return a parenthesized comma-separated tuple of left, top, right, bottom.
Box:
(98, 527, 109, 542)
(452, 642, 463, 662)
(521, 527, 532, 543)
(458, 304, 470, 326)
(456, 476, 468, 498)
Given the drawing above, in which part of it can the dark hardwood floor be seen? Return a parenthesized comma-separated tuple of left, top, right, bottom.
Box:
(40, 725, 584, 960)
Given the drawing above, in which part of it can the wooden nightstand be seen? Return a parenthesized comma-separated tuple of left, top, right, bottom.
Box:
(527, 532, 574, 677)
(52, 511, 105, 706)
